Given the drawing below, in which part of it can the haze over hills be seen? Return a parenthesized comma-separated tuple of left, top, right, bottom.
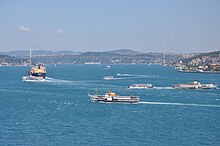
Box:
(80, 49, 140, 57)
(0, 50, 81, 57)
(0, 49, 219, 67)
(0, 49, 140, 57)
(0, 49, 177, 65)
(0, 48, 214, 58)
(105, 49, 140, 55)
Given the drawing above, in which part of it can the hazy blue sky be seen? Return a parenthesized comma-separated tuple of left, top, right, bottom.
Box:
(0, 0, 220, 53)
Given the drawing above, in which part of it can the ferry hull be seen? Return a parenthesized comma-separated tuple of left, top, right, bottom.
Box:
(29, 73, 46, 78)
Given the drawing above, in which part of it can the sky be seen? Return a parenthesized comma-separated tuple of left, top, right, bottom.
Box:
(0, 0, 220, 53)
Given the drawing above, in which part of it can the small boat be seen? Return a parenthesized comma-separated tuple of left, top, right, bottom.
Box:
(128, 84, 153, 89)
(104, 76, 114, 80)
(88, 89, 139, 103)
(173, 80, 217, 89)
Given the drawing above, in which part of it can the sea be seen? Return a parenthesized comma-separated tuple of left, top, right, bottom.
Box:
(0, 64, 220, 146)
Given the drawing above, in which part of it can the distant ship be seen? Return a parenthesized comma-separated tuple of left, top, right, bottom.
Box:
(88, 89, 139, 103)
(23, 64, 46, 81)
(178, 68, 220, 74)
(128, 84, 153, 89)
(28, 64, 46, 78)
(172, 80, 217, 89)
(104, 76, 114, 80)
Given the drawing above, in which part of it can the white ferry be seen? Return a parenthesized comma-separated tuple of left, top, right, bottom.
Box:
(88, 89, 139, 103)
(173, 80, 217, 89)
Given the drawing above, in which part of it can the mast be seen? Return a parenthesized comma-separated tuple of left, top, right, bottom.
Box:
(96, 87, 98, 95)
(163, 44, 166, 65)
(108, 88, 111, 94)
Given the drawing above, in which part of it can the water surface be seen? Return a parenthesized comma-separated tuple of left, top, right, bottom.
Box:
(0, 64, 219, 145)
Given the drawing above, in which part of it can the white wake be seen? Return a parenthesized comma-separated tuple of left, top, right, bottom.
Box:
(138, 101, 220, 108)
(22, 76, 73, 83)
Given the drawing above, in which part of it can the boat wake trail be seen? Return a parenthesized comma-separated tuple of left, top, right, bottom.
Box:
(44, 77, 73, 83)
(116, 73, 155, 78)
(138, 101, 220, 108)
(22, 76, 73, 83)
(117, 73, 135, 76)
(110, 77, 140, 80)
(109, 74, 155, 80)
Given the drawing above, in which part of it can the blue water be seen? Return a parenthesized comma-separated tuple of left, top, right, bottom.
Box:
(0, 64, 220, 145)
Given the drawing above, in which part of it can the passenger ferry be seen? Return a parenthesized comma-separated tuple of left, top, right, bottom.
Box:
(28, 64, 46, 78)
(88, 89, 139, 103)
(173, 80, 217, 89)
(23, 64, 46, 81)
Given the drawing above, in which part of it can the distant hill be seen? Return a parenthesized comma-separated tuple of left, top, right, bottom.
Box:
(1, 48, 183, 65)
(0, 54, 29, 66)
(105, 49, 140, 55)
(193, 51, 220, 59)
(0, 54, 11, 59)
(183, 51, 220, 63)
(81, 49, 139, 56)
